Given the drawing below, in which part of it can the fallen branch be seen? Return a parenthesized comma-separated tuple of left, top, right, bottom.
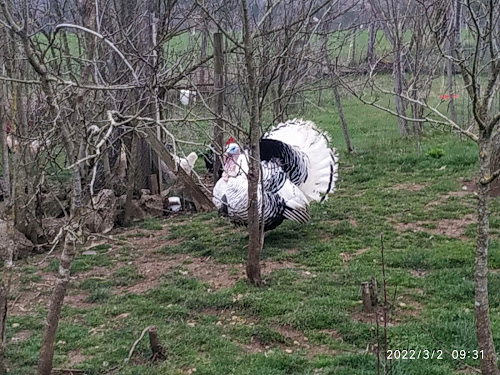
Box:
(125, 326, 154, 363)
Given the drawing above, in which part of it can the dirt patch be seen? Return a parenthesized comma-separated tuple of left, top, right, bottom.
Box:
(66, 349, 89, 367)
(201, 308, 340, 357)
(340, 248, 371, 266)
(408, 269, 427, 278)
(351, 297, 423, 326)
(424, 189, 475, 211)
(185, 257, 300, 290)
(11, 330, 31, 343)
(391, 214, 475, 239)
(203, 307, 259, 325)
(269, 324, 340, 357)
(64, 293, 95, 310)
(115, 253, 303, 294)
(9, 220, 306, 316)
(319, 329, 344, 341)
(239, 324, 340, 357)
(391, 183, 428, 191)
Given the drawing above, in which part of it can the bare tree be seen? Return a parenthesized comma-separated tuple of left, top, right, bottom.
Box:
(343, 1, 500, 373)
(368, 0, 411, 137)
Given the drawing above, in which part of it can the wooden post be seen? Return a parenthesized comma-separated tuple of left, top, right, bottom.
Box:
(213, 32, 224, 184)
(361, 281, 373, 313)
(148, 326, 166, 361)
(370, 277, 378, 307)
(149, 174, 159, 195)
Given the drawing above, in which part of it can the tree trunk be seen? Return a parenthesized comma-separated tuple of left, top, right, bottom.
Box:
(0, 29, 10, 209)
(213, 32, 224, 184)
(446, 43, 457, 125)
(393, 45, 409, 137)
(348, 30, 356, 66)
(410, 88, 423, 136)
(37, 233, 78, 375)
(199, 28, 208, 88)
(241, 0, 263, 286)
(0, 91, 10, 208)
(331, 78, 354, 153)
(476, 133, 500, 375)
(0, 214, 14, 375)
(124, 132, 138, 226)
(367, 21, 376, 65)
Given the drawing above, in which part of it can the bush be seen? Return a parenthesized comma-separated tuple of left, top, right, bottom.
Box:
(426, 147, 445, 159)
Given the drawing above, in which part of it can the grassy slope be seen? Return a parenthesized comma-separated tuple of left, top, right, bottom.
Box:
(10, 87, 500, 375)
(5, 25, 496, 374)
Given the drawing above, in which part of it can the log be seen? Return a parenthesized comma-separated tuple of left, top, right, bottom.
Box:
(361, 281, 374, 313)
(140, 127, 215, 212)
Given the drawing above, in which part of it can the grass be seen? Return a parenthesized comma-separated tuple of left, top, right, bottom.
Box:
(8, 79, 499, 375)
(139, 218, 164, 231)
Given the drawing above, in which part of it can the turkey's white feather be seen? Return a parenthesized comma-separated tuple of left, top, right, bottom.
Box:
(265, 118, 338, 203)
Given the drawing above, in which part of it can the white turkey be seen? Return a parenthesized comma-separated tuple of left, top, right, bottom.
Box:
(212, 119, 338, 231)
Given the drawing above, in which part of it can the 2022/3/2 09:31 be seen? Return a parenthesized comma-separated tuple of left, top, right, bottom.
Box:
(386, 349, 484, 360)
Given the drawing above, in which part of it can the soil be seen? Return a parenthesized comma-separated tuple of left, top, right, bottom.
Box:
(391, 214, 476, 239)
(340, 248, 371, 266)
(9, 225, 305, 316)
(391, 183, 428, 192)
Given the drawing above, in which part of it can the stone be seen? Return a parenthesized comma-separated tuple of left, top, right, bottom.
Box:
(82, 250, 97, 256)
(139, 193, 164, 217)
(0, 218, 34, 260)
(41, 193, 69, 218)
(85, 189, 116, 233)
(41, 217, 65, 243)
(116, 195, 147, 223)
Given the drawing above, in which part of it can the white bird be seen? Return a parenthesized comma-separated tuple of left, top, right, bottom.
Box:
(173, 151, 198, 174)
(179, 89, 196, 106)
(212, 119, 338, 231)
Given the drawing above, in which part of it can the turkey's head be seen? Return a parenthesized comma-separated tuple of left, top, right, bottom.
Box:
(223, 137, 241, 181)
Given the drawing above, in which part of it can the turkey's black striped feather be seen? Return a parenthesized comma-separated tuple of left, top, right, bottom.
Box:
(260, 139, 308, 186)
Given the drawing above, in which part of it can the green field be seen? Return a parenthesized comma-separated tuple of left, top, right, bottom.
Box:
(8, 79, 498, 375)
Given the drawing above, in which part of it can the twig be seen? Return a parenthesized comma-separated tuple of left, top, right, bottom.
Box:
(9, 294, 21, 310)
(55, 24, 139, 83)
(125, 326, 154, 363)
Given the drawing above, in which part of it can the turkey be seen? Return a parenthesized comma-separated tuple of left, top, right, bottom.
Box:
(212, 119, 338, 231)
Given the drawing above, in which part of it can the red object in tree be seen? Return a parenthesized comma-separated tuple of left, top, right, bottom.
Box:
(225, 136, 236, 145)
(6, 121, 11, 134)
(439, 94, 459, 100)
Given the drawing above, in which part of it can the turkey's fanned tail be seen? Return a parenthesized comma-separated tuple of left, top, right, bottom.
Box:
(263, 119, 339, 203)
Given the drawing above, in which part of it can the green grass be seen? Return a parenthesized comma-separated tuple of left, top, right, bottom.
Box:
(9, 78, 498, 375)
(139, 218, 164, 231)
